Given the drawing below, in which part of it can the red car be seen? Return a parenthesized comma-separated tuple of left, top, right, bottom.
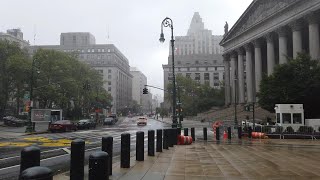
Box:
(49, 120, 77, 132)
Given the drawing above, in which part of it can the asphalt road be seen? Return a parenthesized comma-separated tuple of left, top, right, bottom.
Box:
(0, 116, 170, 180)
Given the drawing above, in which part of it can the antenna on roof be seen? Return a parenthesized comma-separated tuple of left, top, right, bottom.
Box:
(33, 24, 37, 46)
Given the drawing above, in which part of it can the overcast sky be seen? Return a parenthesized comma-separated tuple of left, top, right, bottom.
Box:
(1, 0, 252, 100)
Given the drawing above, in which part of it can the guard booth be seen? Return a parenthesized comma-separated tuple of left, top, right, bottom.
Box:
(274, 104, 304, 132)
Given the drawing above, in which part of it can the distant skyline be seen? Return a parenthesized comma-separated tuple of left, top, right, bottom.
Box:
(0, 0, 253, 98)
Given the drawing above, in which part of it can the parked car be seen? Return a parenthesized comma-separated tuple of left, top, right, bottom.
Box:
(108, 114, 118, 122)
(3, 116, 27, 127)
(104, 117, 115, 125)
(76, 119, 96, 129)
(49, 120, 77, 132)
(137, 117, 147, 126)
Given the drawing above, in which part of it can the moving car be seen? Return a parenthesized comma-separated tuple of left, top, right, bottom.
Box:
(49, 120, 77, 132)
(77, 119, 96, 129)
(104, 117, 115, 125)
(137, 117, 147, 126)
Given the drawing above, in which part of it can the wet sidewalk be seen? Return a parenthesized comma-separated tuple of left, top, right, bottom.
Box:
(54, 139, 320, 180)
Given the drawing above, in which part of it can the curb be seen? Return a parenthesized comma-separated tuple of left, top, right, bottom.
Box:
(24, 130, 49, 136)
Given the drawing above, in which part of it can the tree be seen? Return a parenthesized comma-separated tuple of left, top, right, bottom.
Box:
(0, 40, 30, 118)
(258, 53, 320, 118)
(166, 75, 224, 116)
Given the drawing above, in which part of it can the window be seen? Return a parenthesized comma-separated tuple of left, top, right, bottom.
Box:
(73, 36, 76, 44)
(92, 49, 95, 52)
(186, 73, 191, 78)
(177, 61, 181, 65)
(214, 82, 220, 86)
(178, 68, 181, 71)
(187, 67, 190, 71)
(204, 73, 209, 80)
(276, 113, 280, 124)
(293, 113, 302, 124)
(108, 87, 111, 91)
(196, 67, 199, 71)
(213, 60, 217, 64)
(204, 61, 208, 64)
(195, 61, 199, 64)
(102, 49, 105, 52)
(282, 113, 291, 124)
(195, 73, 200, 80)
(205, 67, 208, 71)
(108, 75, 112, 79)
(108, 69, 112, 73)
(88, 49, 91, 52)
(98, 49, 101, 52)
(108, 49, 111, 52)
(97, 70, 103, 74)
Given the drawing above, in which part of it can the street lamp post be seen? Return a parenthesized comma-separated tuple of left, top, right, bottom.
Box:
(234, 77, 238, 127)
(25, 58, 36, 133)
(159, 17, 177, 128)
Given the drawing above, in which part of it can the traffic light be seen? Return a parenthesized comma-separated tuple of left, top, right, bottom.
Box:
(143, 88, 148, 94)
(25, 105, 30, 112)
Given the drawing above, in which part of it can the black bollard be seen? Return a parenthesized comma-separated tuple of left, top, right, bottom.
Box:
(20, 166, 53, 180)
(203, 127, 207, 140)
(228, 127, 232, 140)
(216, 127, 220, 141)
(148, 130, 155, 156)
(238, 126, 242, 139)
(102, 136, 113, 175)
(163, 129, 168, 149)
(89, 151, 109, 180)
(173, 128, 177, 145)
(136, 131, 144, 161)
(191, 127, 195, 141)
(20, 146, 40, 174)
(156, 129, 162, 152)
(70, 139, 85, 180)
(168, 129, 173, 147)
(248, 127, 252, 138)
(177, 128, 181, 136)
(121, 133, 130, 168)
(184, 128, 188, 136)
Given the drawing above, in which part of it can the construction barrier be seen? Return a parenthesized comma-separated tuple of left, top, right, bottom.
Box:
(177, 135, 193, 145)
(251, 132, 268, 139)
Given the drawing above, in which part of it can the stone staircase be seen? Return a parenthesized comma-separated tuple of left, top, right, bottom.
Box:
(194, 104, 275, 124)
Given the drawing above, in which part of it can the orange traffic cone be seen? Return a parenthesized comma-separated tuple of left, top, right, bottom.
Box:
(223, 130, 227, 139)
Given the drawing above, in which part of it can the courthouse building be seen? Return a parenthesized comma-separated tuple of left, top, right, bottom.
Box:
(220, 0, 320, 105)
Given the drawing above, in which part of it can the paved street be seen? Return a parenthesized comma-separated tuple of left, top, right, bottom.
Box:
(0, 117, 171, 180)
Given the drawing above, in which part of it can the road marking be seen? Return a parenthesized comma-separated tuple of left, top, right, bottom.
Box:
(62, 148, 71, 154)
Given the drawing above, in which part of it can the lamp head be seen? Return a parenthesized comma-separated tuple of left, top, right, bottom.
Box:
(159, 33, 165, 43)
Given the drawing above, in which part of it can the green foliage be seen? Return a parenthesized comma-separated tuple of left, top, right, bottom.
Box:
(0, 44, 112, 119)
(166, 75, 224, 116)
(285, 126, 294, 133)
(0, 40, 31, 117)
(258, 53, 320, 118)
(298, 126, 314, 133)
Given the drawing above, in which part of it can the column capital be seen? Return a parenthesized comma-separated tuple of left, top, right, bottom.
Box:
(253, 39, 263, 48)
(289, 19, 305, 31)
(244, 43, 253, 51)
(222, 53, 230, 61)
(264, 33, 275, 43)
(230, 51, 237, 58)
(305, 11, 320, 24)
(276, 26, 289, 37)
(236, 48, 245, 55)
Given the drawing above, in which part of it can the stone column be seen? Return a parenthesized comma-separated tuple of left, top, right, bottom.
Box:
(307, 14, 320, 60)
(253, 39, 262, 93)
(277, 27, 288, 64)
(290, 20, 304, 58)
(236, 48, 245, 103)
(245, 44, 253, 103)
(223, 56, 231, 106)
(230, 53, 238, 104)
(266, 33, 275, 76)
